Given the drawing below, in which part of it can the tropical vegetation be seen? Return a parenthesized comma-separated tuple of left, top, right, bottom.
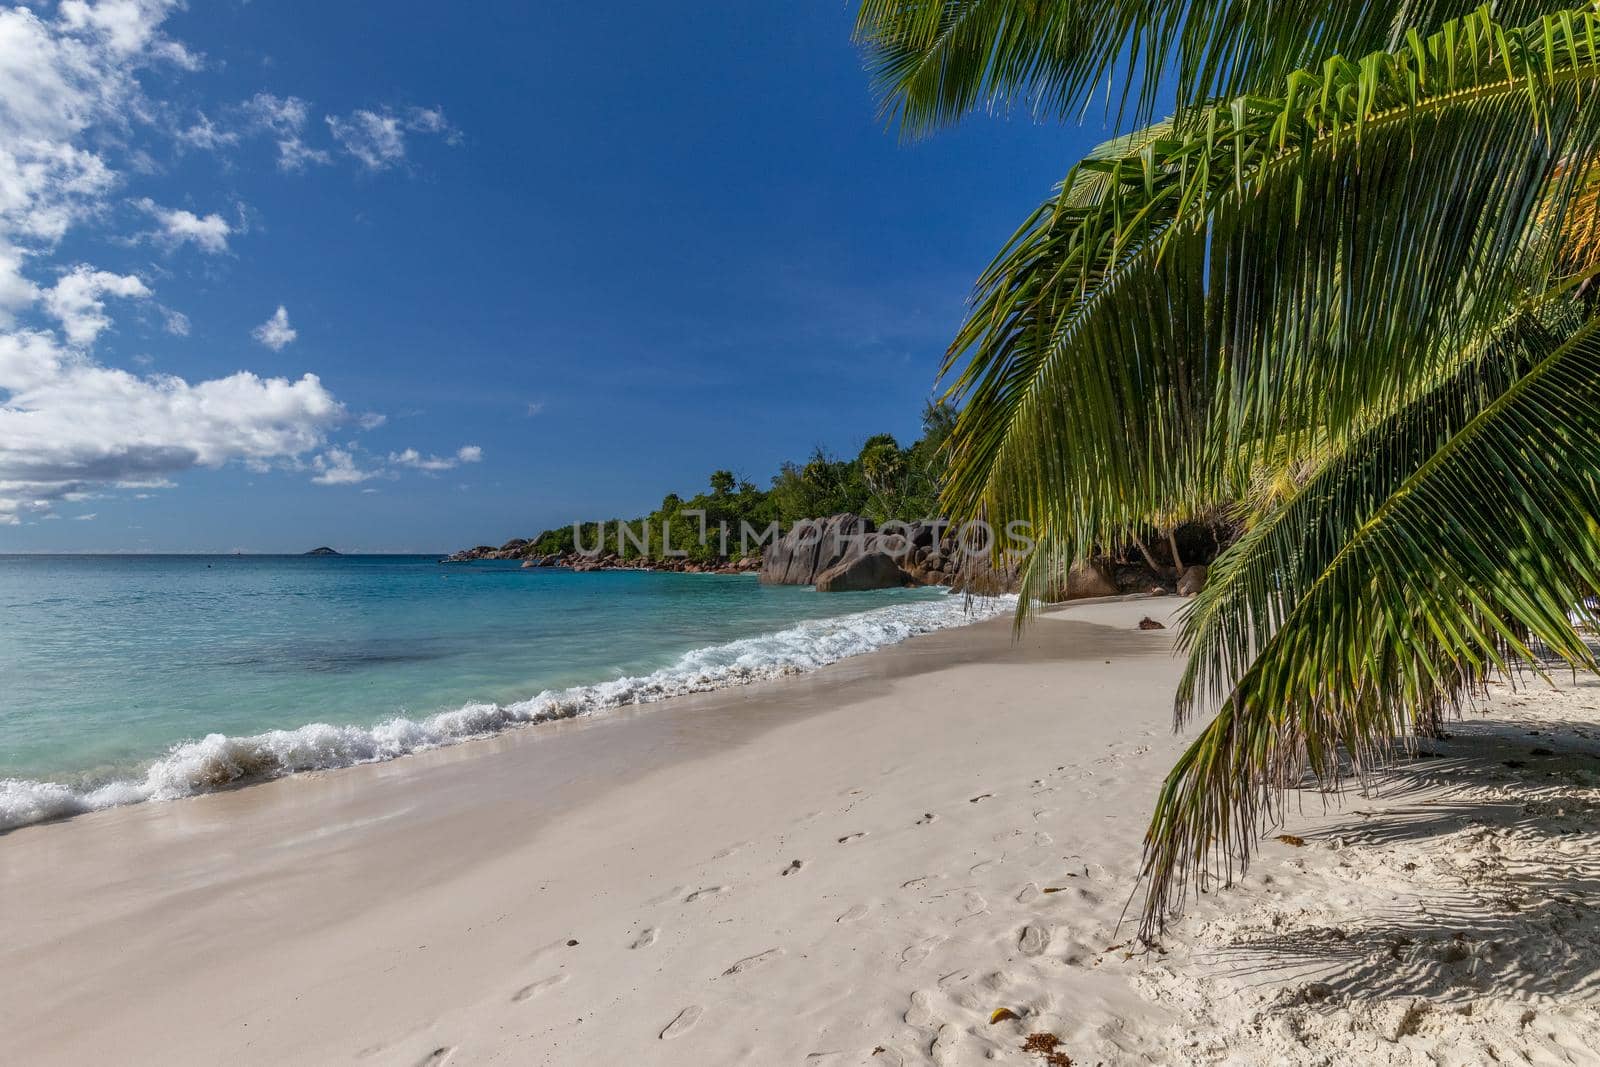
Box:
(853, 0, 1600, 933)
(520, 400, 957, 562)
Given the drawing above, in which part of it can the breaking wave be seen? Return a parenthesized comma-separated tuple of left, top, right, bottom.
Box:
(0, 593, 1013, 832)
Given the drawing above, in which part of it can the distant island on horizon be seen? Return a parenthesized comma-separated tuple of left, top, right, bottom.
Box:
(303, 547, 341, 556)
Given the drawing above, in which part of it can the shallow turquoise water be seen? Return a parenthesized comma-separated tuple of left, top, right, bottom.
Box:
(0, 554, 953, 791)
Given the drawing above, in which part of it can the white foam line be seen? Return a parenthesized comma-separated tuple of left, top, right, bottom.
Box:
(0, 593, 1015, 832)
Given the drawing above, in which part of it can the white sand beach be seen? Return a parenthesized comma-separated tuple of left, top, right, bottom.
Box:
(3, 597, 1598, 1065)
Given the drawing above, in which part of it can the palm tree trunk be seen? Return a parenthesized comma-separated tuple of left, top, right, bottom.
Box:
(1130, 532, 1166, 576)
(1167, 527, 1186, 576)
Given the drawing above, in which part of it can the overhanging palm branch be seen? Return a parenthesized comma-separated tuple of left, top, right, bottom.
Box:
(899, 3, 1600, 933)
(853, 0, 1577, 134)
(939, 6, 1600, 566)
(1141, 306, 1600, 931)
(1174, 298, 1597, 721)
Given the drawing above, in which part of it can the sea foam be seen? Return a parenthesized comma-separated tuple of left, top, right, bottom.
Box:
(0, 592, 1013, 832)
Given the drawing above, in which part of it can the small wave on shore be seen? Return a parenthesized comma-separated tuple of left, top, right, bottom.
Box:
(0, 593, 1014, 832)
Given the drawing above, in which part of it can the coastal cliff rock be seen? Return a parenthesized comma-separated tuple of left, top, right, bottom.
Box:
(757, 514, 1022, 593)
(450, 516, 1233, 598)
(758, 513, 874, 585)
(814, 551, 911, 592)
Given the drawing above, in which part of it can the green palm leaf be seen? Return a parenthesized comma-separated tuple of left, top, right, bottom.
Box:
(853, 0, 1576, 134)
(1173, 299, 1592, 722)
(940, 6, 1600, 563)
(1140, 307, 1600, 931)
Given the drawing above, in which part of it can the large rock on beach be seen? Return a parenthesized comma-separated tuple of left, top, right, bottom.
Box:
(1062, 559, 1119, 600)
(1176, 564, 1209, 596)
(758, 513, 875, 585)
(814, 551, 911, 592)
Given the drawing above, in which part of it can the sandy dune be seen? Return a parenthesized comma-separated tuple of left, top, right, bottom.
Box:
(2, 598, 1597, 1064)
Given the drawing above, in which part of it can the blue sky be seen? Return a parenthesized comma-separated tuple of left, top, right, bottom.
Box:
(0, 1, 1102, 552)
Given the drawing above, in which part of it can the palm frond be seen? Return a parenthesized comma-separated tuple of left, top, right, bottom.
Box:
(940, 6, 1600, 565)
(852, 0, 1577, 135)
(1140, 308, 1600, 933)
(1173, 301, 1589, 724)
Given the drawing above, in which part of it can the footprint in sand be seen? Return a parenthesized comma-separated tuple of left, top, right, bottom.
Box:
(711, 844, 743, 860)
(1016, 882, 1040, 904)
(522, 937, 577, 964)
(937, 968, 974, 989)
(899, 936, 944, 971)
(837, 832, 867, 844)
(836, 904, 870, 923)
(781, 860, 804, 876)
(1018, 924, 1049, 957)
(931, 1023, 967, 1064)
(684, 886, 727, 903)
(415, 1048, 454, 1067)
(901, 875, 933, 891)
(969, 793, 994, 804)
(644, 885, 687, 907)
(660, 1005, 703, 1040)
(915, 812, 937, 826)
(838, 788, 870, 814)
(511, 974, 568, 1002)
(629, 927, 659, 950)
(719, 947, 784, 977)
(904, 989, 937, 1026)
(954, 891, 989, 926)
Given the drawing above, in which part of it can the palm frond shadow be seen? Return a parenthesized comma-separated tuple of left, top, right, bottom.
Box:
(1181, 722, 1600, 1003)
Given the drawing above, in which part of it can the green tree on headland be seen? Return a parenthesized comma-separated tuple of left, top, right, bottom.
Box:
(524, 402, 958, 561)
(854, 0, 1600, 932)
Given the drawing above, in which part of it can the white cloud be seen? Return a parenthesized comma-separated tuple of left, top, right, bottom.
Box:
(407, 106, 452, 137)
(252, 305, 296, 350)
(73, 511, 96, 520)
(525, 400, 544, 416)
(0, 1, 172, 341)
(0, 2, 126, 247)
(58, 0, 181, 57)
(0, 241, 39, 322)
(389, 444, 482, 472)
(176, 110, 235, 151)
(244, 93, 330, 172)
(309, 442, 481, 488)
(41, 266, 151, 346)
(135, 197, 230, 253)
(0, 329, 345, 523)
(150, 38, 201, 72)
(0, 2, 460, 523)
(327, 110, 403, 170)
(326, 106, 457, 171)
(356, 411, 386, 430)
(309, 446, 376, 485)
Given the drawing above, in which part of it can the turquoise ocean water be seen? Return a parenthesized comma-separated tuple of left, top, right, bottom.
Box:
(0, 554, 1000, 829)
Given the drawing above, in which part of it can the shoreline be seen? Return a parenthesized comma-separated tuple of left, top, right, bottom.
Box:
(3, 597, 1596, 1064)
(0, 588, 1006, 834)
